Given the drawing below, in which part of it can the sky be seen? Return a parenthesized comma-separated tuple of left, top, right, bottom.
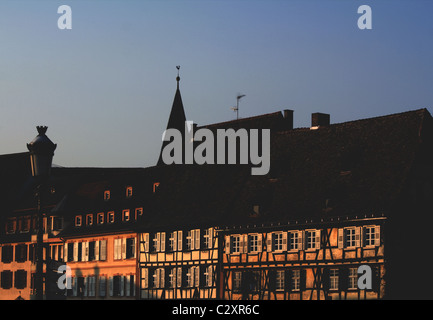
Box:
(0, 0, 432, 168)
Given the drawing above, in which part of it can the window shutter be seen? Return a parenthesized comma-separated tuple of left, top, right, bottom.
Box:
(178, 231, 183, 251)
(243, 234, 249, 253)
(64, 243, 68, 262)
(282, 232, 288, 251)
(177, 267, 182, 288)
(285, 270, 292, 292)
(361, 227, 365, 247)
(109, 277, 114, 296)
(95, 240, 100, 261)
(161, 268, 165, 288)
(208, 266, 213, 287)
(73, 242, 78, 262)
(83, 277, 88, 297)
(338, 229, 344, 249)
(355, 227, 361, 247)
(267, 233, 273, 252)
(125, 275, 131, 296)
(300, 269, 307, 291)
(257, 233, 263, 252)
(195, 266, 200, 287)
(225, 236, 231, 254)
(315, 230, 321, 250)
(195, 229, 200, 250)
(375, 225, 381, 246)
(99, 276, 106, 297)
(161, 233, 166, 252)
(155, 269, 160, 288)
(173, 231, 178, 251)
(132, 238, 136, 258)
(143, 269, 149, 289)
(208, 228, 213, 249)
(72, 277, 77, 296)
(100, 240, 107, 261)
(120, 276, 125, 296)
(298, 231, 304, 250)
(122, 238, 127, 259)
(144, 233, 149, 252)
(131, 275, 136, 297)
(339, 267, 348, 291)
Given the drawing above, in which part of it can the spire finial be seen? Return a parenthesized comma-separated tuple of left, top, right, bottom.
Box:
(176, 65, 180, 89)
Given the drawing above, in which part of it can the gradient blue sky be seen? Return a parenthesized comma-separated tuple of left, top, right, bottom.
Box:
(1, 0, 432, 168)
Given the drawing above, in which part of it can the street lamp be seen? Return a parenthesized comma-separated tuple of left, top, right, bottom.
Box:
(27, 126, 57, 300)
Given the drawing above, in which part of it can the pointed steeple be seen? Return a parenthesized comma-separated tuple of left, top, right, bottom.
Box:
(157, 66, 187, 166)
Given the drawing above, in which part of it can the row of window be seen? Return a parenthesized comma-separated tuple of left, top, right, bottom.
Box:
(65, 238, 136, 262)
(1, 243, 65, 264)
(67, 275, 136, 298)
(231, 267, 377, 293)
(0, 270, 27, 290)
(226, 225, 380, 254)
(75, 208, 143, 227)
(142, 228, 214, 253)
(5, 216, 63, 235)
(142, 265, 214, 289)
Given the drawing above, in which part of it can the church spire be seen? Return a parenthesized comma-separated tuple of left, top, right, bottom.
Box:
(157, 66, 187, 166)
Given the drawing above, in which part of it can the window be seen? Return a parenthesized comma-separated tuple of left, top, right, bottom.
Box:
(122, 210, 130, 222)
(152, 232, 165, 252)
(339, 227, 361, 248)
(104, 190, 110, 201)
(153, 182, 160, 193)
(99, 276, 106, 297)
(232, 271, 242, 292)
(329, 269, 339, 291)
(1, 246, 13, 263)
(87, 276, 96, 297)
(97, 213, 104, 225)
(126, 186, 133, 198)
(169, 268, 177, 288)
(204, 266, 213, 287)
(75, 215, 82, 227)
(185, 230, 201, 250)
(108, 211, 115, 224)
(348, 268, 358, 290)
(86, 214, 93, 226)
(15, 244, 28, 263)
(20, 217, 30, 233)
(289, 231, 301, 251)
(364, 226, 380, 247)
(114, 239, 123, 260)
(126, 238, 136, 259)
(1, 271, 13, 289)
(248, 234, 262, 253)
(230, 235, 241, 254)
(186, 266, 200, 288)
(186, 231, 193, 250)
(276, 270, 285, 291)
(6, 219, 15, 234)
(50, 216, 63, 231)
(269, 232, 287, 252)
(152, 268, 165, 288)
(291, 270, 301, 291)
(305, 230, 320, 250)
(203, 228, 213, 249)
(135, 208, 143, 218)
(169, 231, 177, 251)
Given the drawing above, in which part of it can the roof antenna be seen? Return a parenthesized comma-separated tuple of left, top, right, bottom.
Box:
(176, 65, 180, 89)
(231, 93, 245, 120)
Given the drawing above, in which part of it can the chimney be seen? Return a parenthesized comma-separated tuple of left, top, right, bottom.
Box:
(311, 112, 330, 129)
(283, 109, 294, 130)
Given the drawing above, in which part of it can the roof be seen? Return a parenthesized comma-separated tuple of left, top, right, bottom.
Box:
(136, 108, 432, 230)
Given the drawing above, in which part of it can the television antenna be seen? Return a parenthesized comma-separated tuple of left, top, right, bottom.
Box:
(231, 94, 245, 120)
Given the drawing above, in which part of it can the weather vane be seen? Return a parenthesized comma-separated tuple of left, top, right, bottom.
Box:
(176, 66, 180, 89)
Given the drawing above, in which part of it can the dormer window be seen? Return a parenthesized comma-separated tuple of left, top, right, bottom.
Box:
(126, 186, 133, 198)
(104, 190, 110, 201)
(108, 211, 115, 224)
(97, 213, 104, 225)
(153, 182, 160, 193)
(75, 215, 82, 227)
(86, 214, 93, 226)
(122, 209, 130, 222)
(135, 208, 143, 218)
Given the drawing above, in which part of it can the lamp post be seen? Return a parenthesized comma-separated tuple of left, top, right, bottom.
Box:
(27, 126, 57, 300)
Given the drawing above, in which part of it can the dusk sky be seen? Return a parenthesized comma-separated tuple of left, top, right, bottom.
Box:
(1, 0, 432, 168)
